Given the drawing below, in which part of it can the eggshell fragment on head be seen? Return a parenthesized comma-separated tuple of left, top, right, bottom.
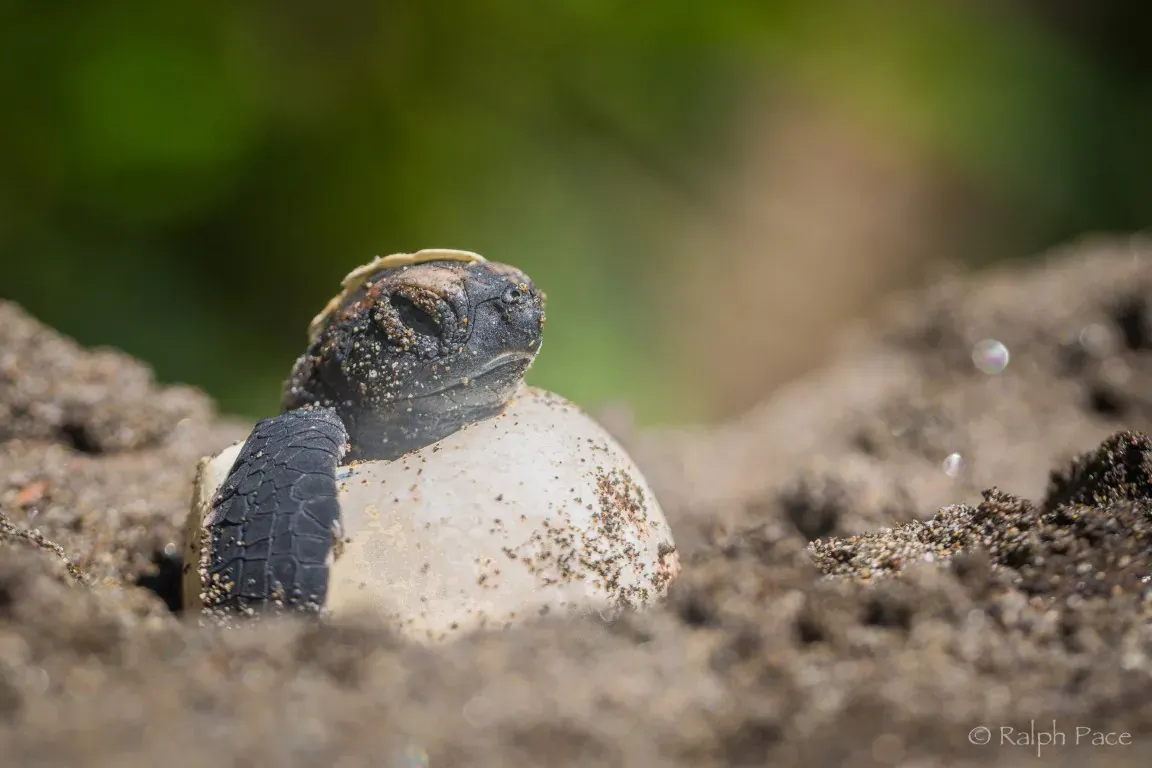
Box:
(308, 249, 488, 343)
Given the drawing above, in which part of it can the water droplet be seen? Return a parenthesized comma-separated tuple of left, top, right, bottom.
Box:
(1078, 323, 1115, 357)
(598, 606, 622, 623)
(163, 541, 179, 557)
(462, 694, 495, 728)
(394, 744, 430, 767)
(972, 339, 1009, 374)
(26, 667, 49, 694)
(942, 453, 965, 478)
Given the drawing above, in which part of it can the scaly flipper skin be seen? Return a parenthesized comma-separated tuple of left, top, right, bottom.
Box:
(201, 407, 348, 614)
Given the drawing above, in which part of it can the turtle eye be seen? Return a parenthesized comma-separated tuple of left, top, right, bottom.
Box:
(503, 284, 528, 305)
(393, 295, 441, 339)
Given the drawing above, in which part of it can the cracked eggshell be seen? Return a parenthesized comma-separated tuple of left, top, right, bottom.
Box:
(186, 386, 680, 643)
(183, 441, 243, 611)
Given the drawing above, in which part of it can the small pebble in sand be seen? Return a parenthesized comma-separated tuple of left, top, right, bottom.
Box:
(972, 339, 1010, 374)
(942, 452, 965, 478)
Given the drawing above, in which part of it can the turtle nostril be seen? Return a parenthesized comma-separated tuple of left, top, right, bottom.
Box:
(393, 296, 441, 339)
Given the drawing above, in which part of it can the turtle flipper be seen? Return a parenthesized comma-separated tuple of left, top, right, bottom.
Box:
(201, 407, 348, 614)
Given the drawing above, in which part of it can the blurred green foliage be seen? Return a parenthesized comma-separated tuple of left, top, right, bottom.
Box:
(2, 1, 1151, 423)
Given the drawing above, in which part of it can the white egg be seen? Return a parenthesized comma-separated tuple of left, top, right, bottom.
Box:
(184, 386, 680, 643)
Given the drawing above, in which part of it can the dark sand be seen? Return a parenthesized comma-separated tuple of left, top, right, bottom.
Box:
(3, 236, 1152, 767)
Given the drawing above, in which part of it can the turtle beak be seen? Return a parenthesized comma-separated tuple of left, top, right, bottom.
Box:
(499, 281, 545, 353)
(463, 275, 545, 365)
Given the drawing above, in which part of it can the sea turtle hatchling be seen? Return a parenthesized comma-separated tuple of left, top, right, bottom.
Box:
(182, 249, 680, 642)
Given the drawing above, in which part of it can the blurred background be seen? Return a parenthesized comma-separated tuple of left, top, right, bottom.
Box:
(2, 0, 1150, 426)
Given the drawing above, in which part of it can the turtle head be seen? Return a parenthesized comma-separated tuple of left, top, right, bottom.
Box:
(283, 250, 546, 460)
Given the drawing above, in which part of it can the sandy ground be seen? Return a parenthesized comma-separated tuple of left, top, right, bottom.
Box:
(3, 236, 1152, 767)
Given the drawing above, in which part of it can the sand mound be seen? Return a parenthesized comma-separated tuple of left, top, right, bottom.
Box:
(3, 237, 1152, 766)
